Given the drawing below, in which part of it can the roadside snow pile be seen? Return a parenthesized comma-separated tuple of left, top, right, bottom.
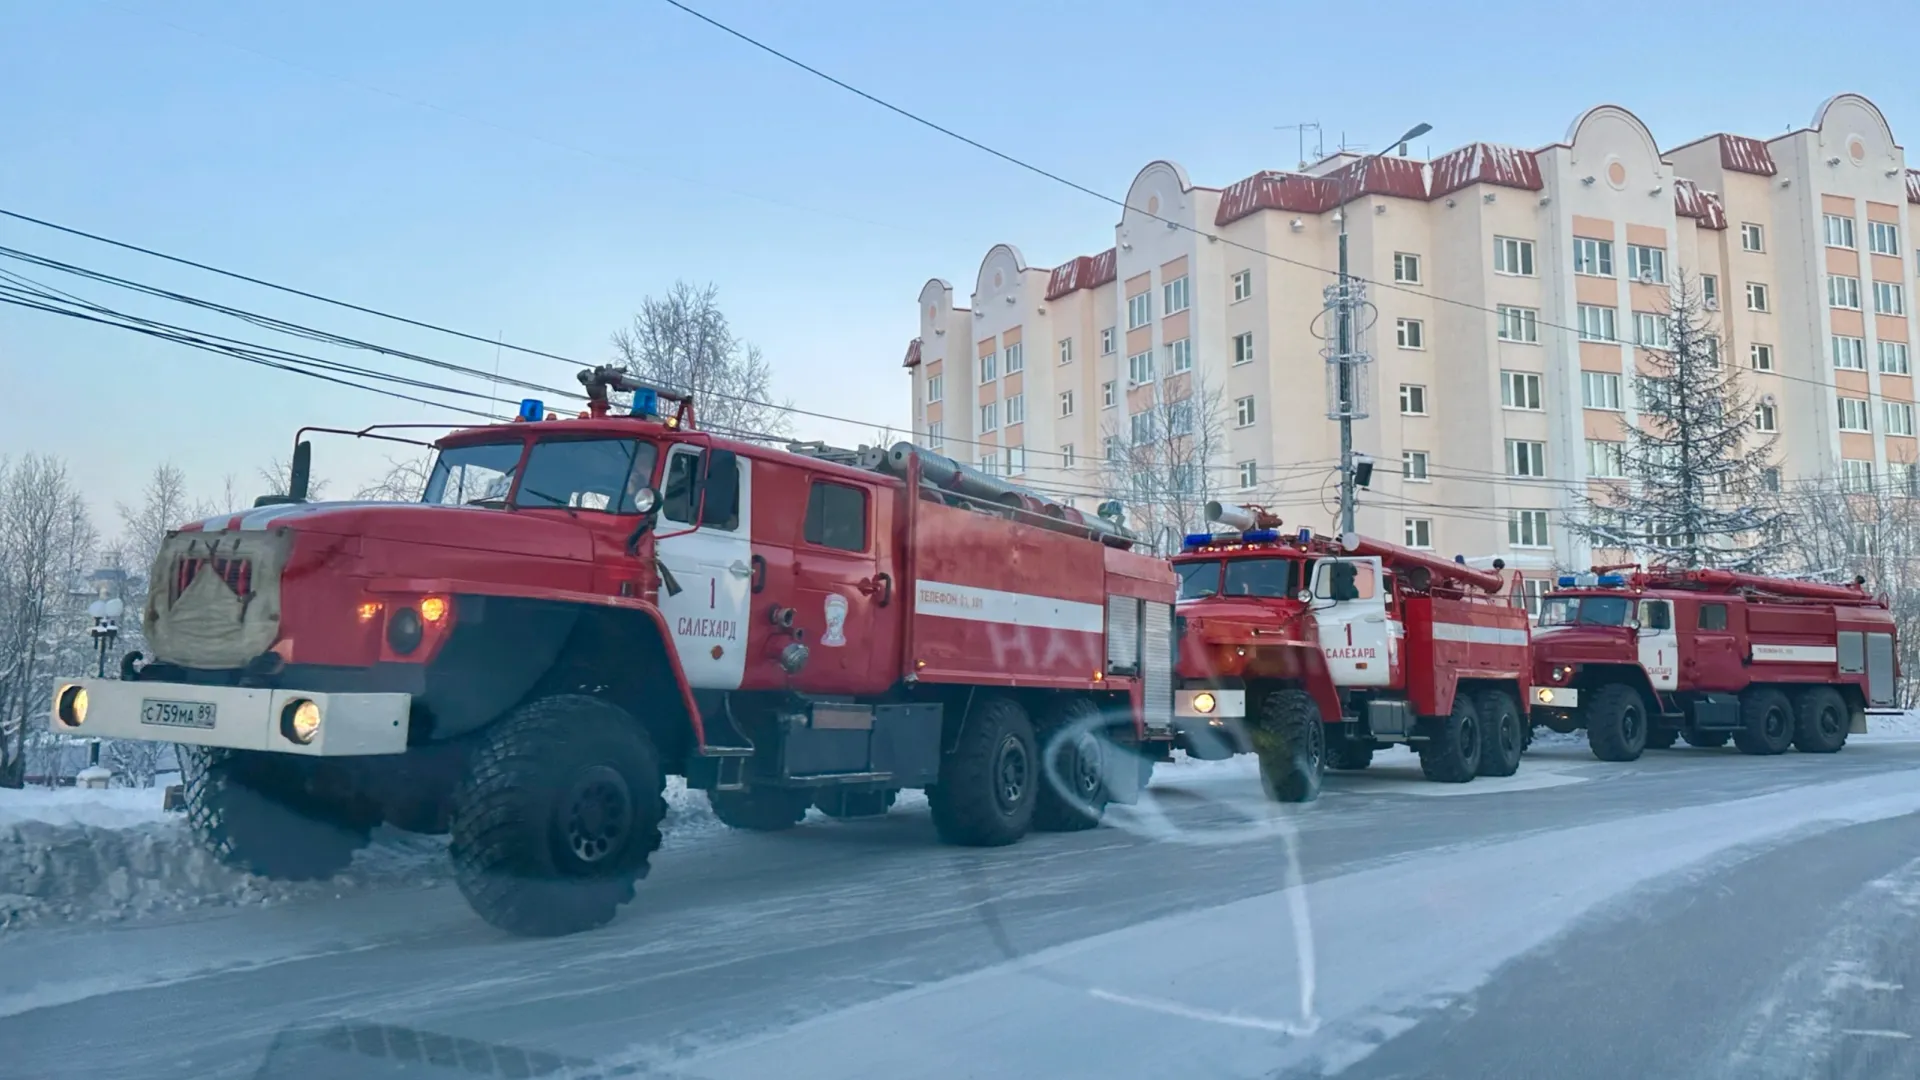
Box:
(1859, 709, 1920, 740)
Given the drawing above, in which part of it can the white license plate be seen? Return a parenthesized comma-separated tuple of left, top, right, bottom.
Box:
(141, 698, 217, 730)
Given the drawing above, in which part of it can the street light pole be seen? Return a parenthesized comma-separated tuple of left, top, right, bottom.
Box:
(1335, 122, 1432, 536)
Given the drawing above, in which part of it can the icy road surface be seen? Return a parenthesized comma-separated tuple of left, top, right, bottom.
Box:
(8, 737, 1920, 1079)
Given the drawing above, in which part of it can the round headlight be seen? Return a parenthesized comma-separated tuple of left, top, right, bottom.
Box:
(281, 698, 321, 744)
(1192, 691, 1217, 715)
(418, 595, 449, 624)
(632, 486, 659, 515)
(1537, 688, 1555, 705)
(388, 607, 424, 655)
(57, 684, 88, 727)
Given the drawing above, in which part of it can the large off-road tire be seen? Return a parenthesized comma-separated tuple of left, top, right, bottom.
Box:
(181, 747, 372, 881)
(1475, 690, 1524, 778)
(709, 788, 812, 831)
(1791, 686, 1850, 754)
(1682, 727, 1731, 749)
(1734, 686, 1795, 756)
(1585, 683, 1648, 762)
(1326, 734, 1374, 772)
(449, 694, 665, 937)
(1252, 689, 1325, 803)
(1419, 694, 1482, 783)
(814, 789, 898, 819)
(1645, 726, 1680, 750)
(929, 695, 1038, 846)
(1032, 695, 1111, 832)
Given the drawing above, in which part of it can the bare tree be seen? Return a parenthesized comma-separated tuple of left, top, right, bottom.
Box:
(1098, 372, 1230, 555)
(1576, 271, 1789, 570)
(611, 281, 793, 441)
(0, 456, 97, 787)
(1775, 477, 1920, 705)
(354, 454, 433, 502)
(257, 458, 330, 501)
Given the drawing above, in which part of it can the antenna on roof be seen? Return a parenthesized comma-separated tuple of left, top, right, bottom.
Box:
(1275, 121, 1324, 170)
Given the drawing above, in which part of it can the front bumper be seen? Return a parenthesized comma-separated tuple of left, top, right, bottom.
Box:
(52, 678, 411, 756)
(1172, 688, 1250, 760)
(1532, 686, 1579, 709)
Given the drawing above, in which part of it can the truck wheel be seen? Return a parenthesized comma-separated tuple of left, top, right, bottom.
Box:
(1734, 687, 1795, 756)
(1474, 690, 1524, 778)
(1251, 689, 1325, 802)
(1585, 684, 1647, 762)
(1791, 687, 1849, 754)
(1033, 696, 1111, 832)
(1645, 726, 1679, 750)
(1419, 694, 1482, 783)
(814, 789, 898, 819)
(1326, 735, 1373, 771)
(182, 748, 371, 881)
(929, 695, 1038, 846)
(1682, 727, 1731, 749)
(709, 788, 812, 831)
(449, 694, 665, 937)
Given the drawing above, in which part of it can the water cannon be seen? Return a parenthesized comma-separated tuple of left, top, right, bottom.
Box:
(1205, 501, 1284, 531)
(577, 365, 694, 427)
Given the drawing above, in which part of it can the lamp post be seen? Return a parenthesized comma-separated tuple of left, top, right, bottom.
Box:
(1335, 121, 1432, 535)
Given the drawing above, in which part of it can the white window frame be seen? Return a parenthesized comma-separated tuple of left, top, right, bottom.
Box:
(1100, 327, 1116, 355)
(1832, 335, 1867, 371)
(979, 351, 996, 383)
(1750, 343, 1774, 371)
(1578, 304, 1618, 342)
(979, 402, 998, 431)
(1825, 213, 1857, 249)
(1007, 446, 1028, 475)
(1755, 401, 1777, 432)
(1003, 341, 1024, 374)
(1060, 444, 1074, 468)
(1162, 275, 1190, 316)
(1404, 517, 1433, 549)
(1842, 458, 1874, 493)
(1875, 280, 1906, 316)
(1395, 318, 1424, 350)
(1498, 305, 1539, 343)
(1573, 237, 1613, 277)
(1235, 395, 1257, 428)
(977, 451, 999, 477)
(1127, 350, 1155, 386)
(1101, 380, 1117, 408)
(1886, 401, 1916, 437)
(1830, 274, 1862, 310)
(1231, 269, 1253, 302)
(1393, 252, 1422, 284)
(1233, 331, 1255, 365)
(1586, 439, 1625, 479)
(925, 374, 943, 403)
(1581, 370, 1622, 411)
(1881, 340, 1911, 375)
(1838, 396, 1871, 432)
(1399, 383, 1428, 415)
(1058, 338, 1073, 365)
(1701, 274, 1719, 306)
(1870, 220, 1901, 256)
(1892, 461, 1916, 495)
(1494, 236, 1536, 277)
(1747, 282, 1770, 312)
(1004, 393, 1025, 425)
(1238, 460, 1258, 489)
(1501, 370, 1543, 411)
(1509, 509, 1551, 549)
(1506, 439, 1546, 478)
(926, 420, 943, 450)
(1634, 311, 1671, 349)
(1127, 292, 1151, 330)
(1741, 222, 1765, 252)
(1166, 337, 1193, 373)
(1627, 244, 1666, 283)
(1058, 390, 1075, 417)
(1402, 449, 1429, 482)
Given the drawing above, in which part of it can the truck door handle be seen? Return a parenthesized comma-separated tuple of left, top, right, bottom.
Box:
(858, 573, 893, 607)
(728, 560, 753, 579)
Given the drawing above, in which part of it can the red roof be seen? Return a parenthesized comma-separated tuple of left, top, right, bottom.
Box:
(901, 337, 921, 369)
(1215, 155, 1435, 227)
(1044, 247, 1117, 300)
(1908, 169, 1920, 205)
(1429, 143, 1543, 199)
(1672, 178, 1727, 230)
(1718, 134, 1776, 176)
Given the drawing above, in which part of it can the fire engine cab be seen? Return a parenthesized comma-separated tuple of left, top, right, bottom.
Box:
(51, 368, 1176, 936)
(1530, 567, 1898, 760)
(1170, 503, 1534, 801)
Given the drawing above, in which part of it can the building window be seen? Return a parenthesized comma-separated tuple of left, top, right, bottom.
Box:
(1747, 282, 1770, 312)
(1129, 412, 1153, 445)
(979, 351, 996, 383)
(1587, 439, 1625, 478)
(1825, 214, 1857, 249)
(1750, 343, 1774, 371)
(1509, 509, 1550, 548)
(1102, 380, 1117, 408)
(1100, 327, 1116, 355)
(1882, 341, 1911, 375)
(1060, 444, 1075, 469)
(1494, 236, 1536, 276)
(1003, 342, 1024, 374)
(1704, 335, 1722, 367)
(1761, 466, 1781, 492)
(1627, 244, 1666, 283)
(1059, 338, 1073, 365)
(1166, 337, 1193, 373)
(1578, 304, 1618, 342)
(1875, 281, 1906, 316)
(1167, 398, 1194, 436)
(1403, 450, 1429, 482)
(1842, 458, 1874, 492)
(1400, 383, 1428, 415)
(1127, 292, 1151, 330)
(1870, 221, 1901, 256)
(1059, 390, 1075, 417)
(1634, 311, 1671, 348)
(1893, 461, 1917, 494)
(1702, 275, 1719, 306)
(926, 421, 943, 449)
(1233, 331, 1255, 365)
(979, 402, 998, 431)
(1005, 393, 1025, 425)
(1396, 318, 1424, 349)
(1498, 305, 1539, 343)
(1163, 275, 1190, 315)
(926, 374, 943, 403)
(1887, 402, 1916, 437)
(1832, 335, 1867, 371)
(1830, 274, 1862, 310)
(1507, 439, 1546, 478)
(1104, 436, 1123, 462)
(1573, 237, 1613, 277)
(1007, 446, 1028, 475)
(1394, 252, 1422, 284)
(1404, 518, 1433, 548)
(1238, 460, 1258, 489)
(1127, 350, 1154, 385)
(1501, 370, 1542, 410)
(977, 451, 999, 477)
(1231, 269, 1253, 302)
(1235, 395, 1257, 427)
(1754, 401, 1777, 431)
(1741, 222, 1765, 252)
(1582, 370, 1622, 410)
(1838, 396, 1871, 432)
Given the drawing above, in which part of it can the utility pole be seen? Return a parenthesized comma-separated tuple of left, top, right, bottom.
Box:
(1330, 121, 1432, 535)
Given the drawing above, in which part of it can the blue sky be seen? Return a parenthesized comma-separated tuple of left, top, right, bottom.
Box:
(3, 0, 1916, 519)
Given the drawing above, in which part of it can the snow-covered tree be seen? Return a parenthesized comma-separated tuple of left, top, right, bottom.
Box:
(1576, 271, 1789, 571)
(354, 454, 433, 502)
(611, 281, 793, 441)
(1099, 372, 1230, 555)
(1775, 478, 1920, 705)
(0, 455, 97, 787)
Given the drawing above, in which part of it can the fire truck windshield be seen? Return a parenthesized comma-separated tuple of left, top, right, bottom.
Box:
(425, 438, 659, 513)
(1538, 594, 1632, 627)
(1177, 557, 1301, 600)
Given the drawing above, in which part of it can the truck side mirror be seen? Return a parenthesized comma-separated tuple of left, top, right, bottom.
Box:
(287, 440, 312, 503)
(698, 448, 739, 527)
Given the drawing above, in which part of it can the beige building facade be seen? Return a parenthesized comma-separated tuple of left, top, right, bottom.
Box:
(904, 93, 1920, 596)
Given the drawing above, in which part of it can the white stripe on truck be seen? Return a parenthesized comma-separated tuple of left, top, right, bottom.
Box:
(915, 580, 1106, 634)
(1752, 644, 1838, 663)
(1429, 622, 1530, 647)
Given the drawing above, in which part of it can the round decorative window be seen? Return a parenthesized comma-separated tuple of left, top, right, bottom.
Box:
(1147, 194, 1160, 215)
(1606, 158, 1628, 190)
(1848, 135, 1867, 164)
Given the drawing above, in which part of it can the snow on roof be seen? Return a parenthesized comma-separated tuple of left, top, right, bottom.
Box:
(1214, 156, 1433, 227)
(1044, 247, 1117, 301)
(1718, 134, 1777, 176)
(901, 337, 921, 369)
(1428, 143, 1543, 199)
(1908, 169, 1920, 205)
(1672, 178, 1728, 230)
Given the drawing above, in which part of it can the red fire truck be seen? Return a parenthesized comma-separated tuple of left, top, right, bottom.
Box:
(51, 368, 1177, 936)
(1529, 567, 1899, 760)
(1170, 503, 1534, 801)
